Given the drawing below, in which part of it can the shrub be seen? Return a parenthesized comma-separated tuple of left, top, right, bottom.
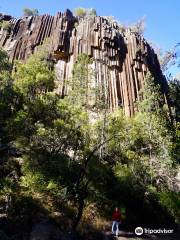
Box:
(74, 8, 86, 18)
(74, 8, 97, 18)
(0, 21, 12, 31)
(23, 8, 39, 17)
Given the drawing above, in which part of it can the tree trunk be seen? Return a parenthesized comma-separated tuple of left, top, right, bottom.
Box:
(73, 197, 84, 230)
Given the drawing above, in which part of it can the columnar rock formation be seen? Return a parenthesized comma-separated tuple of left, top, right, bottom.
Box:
(0, 10, 169, 116)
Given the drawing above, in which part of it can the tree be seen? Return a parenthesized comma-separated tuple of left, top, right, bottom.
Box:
(160, 43, 180, 74)
(169, 78, 180, 123)
(130, 16, 146, 35)
(4, 50, 100, 231)
(0, 49, 21, 218)
(0, 49, 11, 72)
(0, 48, 14, 156)
(102, 72, 179, 226)
(69, 53, 95, 109)
(23, 8, 39, 17)
(0, 41, 179, 236)
(13, 46, 54, 100)
(138, 72, 168, 115)
(105, 108, 178, 225)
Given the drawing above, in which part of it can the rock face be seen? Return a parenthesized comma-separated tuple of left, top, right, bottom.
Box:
(0, 10, 169, 116)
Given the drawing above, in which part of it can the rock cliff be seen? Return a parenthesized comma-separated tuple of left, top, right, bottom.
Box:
(0, 10, 169, 116)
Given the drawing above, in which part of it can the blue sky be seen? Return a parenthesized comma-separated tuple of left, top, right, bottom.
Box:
(0, 1, 179, 59)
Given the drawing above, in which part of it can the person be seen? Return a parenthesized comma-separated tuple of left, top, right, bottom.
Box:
(111, 207, 122, 236)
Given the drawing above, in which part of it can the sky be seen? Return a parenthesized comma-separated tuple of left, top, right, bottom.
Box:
(0, 0, 179, 70)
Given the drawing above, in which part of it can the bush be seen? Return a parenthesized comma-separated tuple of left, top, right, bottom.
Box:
(159, 191, 180, 225)
(23, 8, 39, 17)
(87, 8, 97, 16)
(74, 8, 86, 18)
(0, 21, 12, 31)
(74, 8, 97, 18)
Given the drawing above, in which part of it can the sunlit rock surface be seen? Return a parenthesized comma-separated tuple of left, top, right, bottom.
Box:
(0, 10, 169, 116)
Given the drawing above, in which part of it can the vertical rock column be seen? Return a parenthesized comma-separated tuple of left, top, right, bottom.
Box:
(0, 11, 168, 116)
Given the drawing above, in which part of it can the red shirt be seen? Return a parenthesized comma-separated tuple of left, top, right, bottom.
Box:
(112, 210, 121, 221)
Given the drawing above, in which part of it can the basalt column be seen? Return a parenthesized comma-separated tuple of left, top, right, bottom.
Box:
(0, 10, 168, 116)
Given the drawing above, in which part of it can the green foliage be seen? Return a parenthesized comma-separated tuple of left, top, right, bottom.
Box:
(0, 20, 12, 31)
(0, 49, 15, 149)
(0, 48, 11, 73)
(69, 53, 107, 112)
(69, 53, 95, 109)
(13, 48, 54, 99)
(74, 8, 86, 17)
(0, 50, 23, 237)
(0, 46, 179, 236)
(23, 8, 39, 17)
(169, 78, 180, 122)
(105, 108, 179, 226)
(138, 72, 164, 112)
(87, 8, 97, 16)
(101, 72, 179, 226)
(74, 7, 97, 17)
(158, 191, 180, 224)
